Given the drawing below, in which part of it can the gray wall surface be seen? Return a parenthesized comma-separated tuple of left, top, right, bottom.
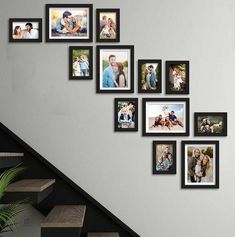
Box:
(1, 0, 235, 237)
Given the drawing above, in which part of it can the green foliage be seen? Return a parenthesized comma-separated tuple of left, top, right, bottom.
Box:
(72, 50, 89, 60)
(0, 165, 26, 234)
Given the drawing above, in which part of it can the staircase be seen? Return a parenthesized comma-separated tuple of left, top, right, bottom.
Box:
(0, 122, 140, 237)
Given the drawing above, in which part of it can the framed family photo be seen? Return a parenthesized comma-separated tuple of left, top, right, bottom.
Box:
(69, 46, 93, 80)
(152, 141, 176, 174)
(181, 140, 219, 189)
(194, 112, 227, 136)
(46, 4, 93, 42)
(96, 8, 120, 42)
(114, 98, 138, 132)
(142, 98, 190, 136)
(166, 61, 189, 94)
(96, 45, 134, 93)
(9, 18, 42, 42)
(138, 60, 162, 93)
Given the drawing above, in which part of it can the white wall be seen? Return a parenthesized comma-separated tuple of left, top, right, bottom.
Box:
(1, 0, 235, 237)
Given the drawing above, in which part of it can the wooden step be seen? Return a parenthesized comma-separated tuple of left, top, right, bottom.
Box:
(6, 179, 55, 192)
(41, 205, 86, 237)
(41, 205, 86, 228)
(0, 152, 24, 168)
(88, 233, 120, 237)
(1, 179, 55, 204)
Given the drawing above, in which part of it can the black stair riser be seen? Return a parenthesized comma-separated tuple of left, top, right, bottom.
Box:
(41, 227, 81, 237)
(0, 156, 22, 168)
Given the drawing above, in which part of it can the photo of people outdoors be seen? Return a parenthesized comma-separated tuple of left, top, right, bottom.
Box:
(69, 47, 92, 79)
(184, 145, 216, 185)
(166, 61, 189, 94)
(138, 60, 162, 93)
(97, 46, 134, 93)
(115, 98, 138, 131)
(195, 113, 227, 136)
(46, 5, 92, 41)
(97, 9, 119, 42)
(153, 141, 176, 174)
(9, 19, 42, 42)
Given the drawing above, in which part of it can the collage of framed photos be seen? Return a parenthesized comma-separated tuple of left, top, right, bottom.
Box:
(9, 4, 228, 189)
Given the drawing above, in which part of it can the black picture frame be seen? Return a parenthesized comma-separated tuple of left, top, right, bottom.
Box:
(96, 45, 134, 93)
(96, 8, 120, 43)
(142, 98, 190, 136)
(138, 59, 162, 93)
(45, 4, 93, 42)
(165, 60, 190, 94)
(181, 140, 219, 189)
(114, 98, 138, 132)
(194, 112, 227, 136)
(152, 140, 176, 174)
(69, 46, 93, 80)
(9, 18, 42, 42)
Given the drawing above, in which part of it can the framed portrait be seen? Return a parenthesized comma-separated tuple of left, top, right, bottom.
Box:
(96, 45, 134, 93)
(114, 98, 138, 132)
(46, 4, 93, 42)
(69, 46, 93, 80)
(138, 60, 162, 93)
(152, 141, 176, 174)
(142, 98, 190, 136)
(194, 112, 227, 136)
(181, 140, 219, 189)
(96, 8, 120, 42)
(166, 61, 189, 94)
(9, 18, 42, 42)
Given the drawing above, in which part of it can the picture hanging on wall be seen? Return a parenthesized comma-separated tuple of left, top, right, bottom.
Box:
(152, 141, 176, 174)
(165, 61, 189, 94)
(114, 98, 138, 131)
(46, 4, 93, 42)
(194, 112, 227, 136)
(181, 140, 219, 189)
(96, 8, 120, 42)
(142, 98, 190, 136)
(96, 45, 134, 93)
(69, 46, 93, 80)
(138, 59, 162, 93)
(9, 18, 42, 42)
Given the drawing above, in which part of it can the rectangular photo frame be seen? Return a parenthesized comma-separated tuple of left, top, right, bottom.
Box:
(142, 98, 190, 136)
(194, 112, 227, 136)
(114, 98, 138, 132)
(9, 18, 42, 42)
(152, 141, 176, 174)
(96, 45, 134, 93)
(138, 59, 162, 93)
(166, 60, 189, 94)
(69, 46, 93, 80)
(96, 8, 120, 42)
(46, 4, 93, 42)
(181, 140, 219, 189)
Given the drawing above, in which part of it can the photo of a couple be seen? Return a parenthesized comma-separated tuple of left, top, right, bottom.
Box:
(99, 13, 116, 39)
(186, 146, 214, 184)
(139, 60, 161, 93)
(156, 145, 174, 171)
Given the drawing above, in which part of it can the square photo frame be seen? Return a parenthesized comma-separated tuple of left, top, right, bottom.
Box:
(96, 45, 134, 93)
(46, 4, 93, 42)
(181, 140, 219, 189)
(142, 98, 190, 136)
(69, 46, 93, 80)
(96, 8, 120, 42)
(138, 59, 162, 93)
(194, 112, 227, 136)
(166, 61, 189, 94)
(9, 18, 42, 42)
(114, 98, 138, 132)
(152, 141, 176, 174)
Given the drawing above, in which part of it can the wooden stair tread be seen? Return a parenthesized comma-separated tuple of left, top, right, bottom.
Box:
(41, 205, 86, 228)
(88, 233, 120, 237)
(6, 179, 55, 192)
(0, 152, 24, 157)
